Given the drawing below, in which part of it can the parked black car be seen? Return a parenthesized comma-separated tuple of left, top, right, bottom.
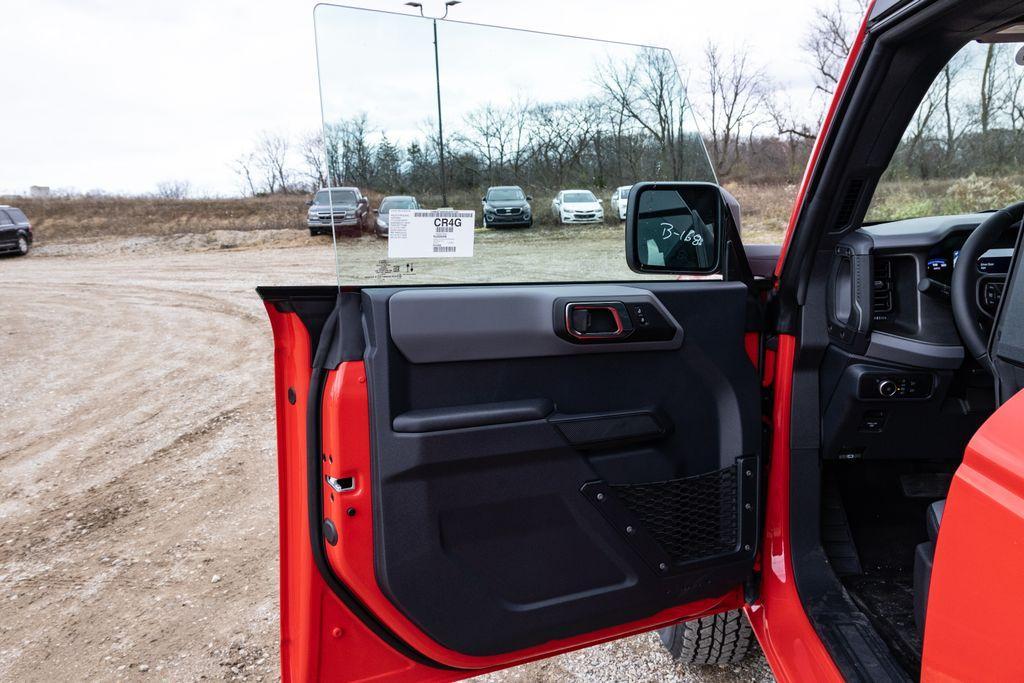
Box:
(306, 187, 369, 236)
(0, 205, 32, 256)
(373, 195, 420, 238)
(481, 186, 533, 228)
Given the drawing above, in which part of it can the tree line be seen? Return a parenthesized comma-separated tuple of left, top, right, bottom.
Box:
(226, 0, 1024, 199)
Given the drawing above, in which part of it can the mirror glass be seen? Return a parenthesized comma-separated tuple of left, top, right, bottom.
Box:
(630, 183, 722, 273)
(314, 4, 716, 286)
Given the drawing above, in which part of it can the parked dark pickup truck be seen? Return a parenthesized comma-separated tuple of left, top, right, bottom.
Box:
(306, 187, 369, 236)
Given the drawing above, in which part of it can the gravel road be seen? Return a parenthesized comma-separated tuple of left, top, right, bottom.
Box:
(0, 232, 773, 681)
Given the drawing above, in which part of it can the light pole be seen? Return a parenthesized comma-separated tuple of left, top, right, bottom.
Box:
(405, 1, 460, 207)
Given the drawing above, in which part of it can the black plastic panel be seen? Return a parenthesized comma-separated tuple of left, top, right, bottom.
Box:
(361, 281, 761, 656)
(820, 347, 990, 461)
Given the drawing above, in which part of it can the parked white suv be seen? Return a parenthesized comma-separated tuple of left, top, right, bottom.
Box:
(551, 190, 604, 225)
(610, 185, 632, 221)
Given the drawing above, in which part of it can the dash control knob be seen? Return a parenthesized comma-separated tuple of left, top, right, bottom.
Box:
(878, 379, 898, 398)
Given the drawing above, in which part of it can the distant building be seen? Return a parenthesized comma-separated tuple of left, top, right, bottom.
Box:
(29, 186, 50, 198)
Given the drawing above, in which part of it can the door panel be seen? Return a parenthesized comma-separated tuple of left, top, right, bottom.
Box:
(262, 280, 762, 678)
(362, 282, 759, 656)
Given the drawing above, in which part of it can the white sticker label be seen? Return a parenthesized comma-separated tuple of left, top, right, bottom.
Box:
(387, 210, 475, 258)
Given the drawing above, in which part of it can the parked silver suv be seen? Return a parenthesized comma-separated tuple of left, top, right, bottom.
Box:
(0, 205, 32, 256)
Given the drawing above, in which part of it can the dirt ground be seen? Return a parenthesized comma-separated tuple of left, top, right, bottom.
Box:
(0, 228, 775, 682)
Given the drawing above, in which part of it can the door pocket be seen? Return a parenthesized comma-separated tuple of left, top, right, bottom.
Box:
(582, 456, 759, 575)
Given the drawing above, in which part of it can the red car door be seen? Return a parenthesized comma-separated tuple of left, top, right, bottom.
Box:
(263, 8, 770, 681)
(261, 279, 763, 681)
(921, 224, 1024, 681)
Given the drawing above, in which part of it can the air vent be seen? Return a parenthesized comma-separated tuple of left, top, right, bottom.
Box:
(832, 178, 866, 232)
(873, 257, 893, 315)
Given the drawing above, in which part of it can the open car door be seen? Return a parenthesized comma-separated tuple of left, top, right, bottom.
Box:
(260, 7, 764, 681)
(921, 220, 1024, 680)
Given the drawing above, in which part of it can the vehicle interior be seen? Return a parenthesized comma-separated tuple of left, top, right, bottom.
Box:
(780, 0, 1024, 678)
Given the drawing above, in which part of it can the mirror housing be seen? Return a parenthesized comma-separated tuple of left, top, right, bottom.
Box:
(305, 199, 314, 207)
(373, 209, 379, 214)
(625, 182, 734, 275)
(526, 195, 533, 201)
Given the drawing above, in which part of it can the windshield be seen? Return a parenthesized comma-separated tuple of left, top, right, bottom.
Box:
(866, 41, 1024, 222)
(564, 191, 597, 204)
(486, 188, 525, 202)
(380, 198, 417, 212)
(315, 189, 357, 205)
(314, 5, 715, 286)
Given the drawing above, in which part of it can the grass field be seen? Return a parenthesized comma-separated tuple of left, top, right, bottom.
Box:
(6, 175, 1016, 251)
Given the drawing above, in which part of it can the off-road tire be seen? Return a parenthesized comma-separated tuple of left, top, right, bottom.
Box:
(658, 610, 755, 665)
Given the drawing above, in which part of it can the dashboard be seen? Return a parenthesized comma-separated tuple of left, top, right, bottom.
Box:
(820, 213, 1013, 462)
(925, 238, 1015, 284)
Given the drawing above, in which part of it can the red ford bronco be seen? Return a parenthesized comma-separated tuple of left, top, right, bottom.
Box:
(260, 1, 1024, 680)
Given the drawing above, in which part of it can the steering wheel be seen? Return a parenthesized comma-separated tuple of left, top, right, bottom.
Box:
(951, 201, 1024, 360)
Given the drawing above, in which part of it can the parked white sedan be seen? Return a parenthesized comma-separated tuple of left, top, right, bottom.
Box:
(551, 190, 604, 225)
(610, 185, 632, 220)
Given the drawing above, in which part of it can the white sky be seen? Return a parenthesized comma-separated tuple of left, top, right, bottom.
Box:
(0, 0, 834, 196)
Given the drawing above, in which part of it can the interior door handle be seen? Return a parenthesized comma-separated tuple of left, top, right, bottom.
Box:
(564, 302, 633, 340)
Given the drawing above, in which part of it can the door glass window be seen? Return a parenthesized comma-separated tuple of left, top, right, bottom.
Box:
(866, 41, 1024, 222)
(314, 5, 715, 286)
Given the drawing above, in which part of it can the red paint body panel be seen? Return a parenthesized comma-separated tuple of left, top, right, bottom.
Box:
(266, 306, 435, 682)
(745, 6, 872, 680)
(745, 335, 843, 683)
(921, 388, 1024, 682)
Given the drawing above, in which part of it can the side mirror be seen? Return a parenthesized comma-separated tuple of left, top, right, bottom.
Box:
(481, 197, 487, 203)
(526, 195, 533, 201)
(373, 209, 379, 214)
(358, 197, 368, 205)
(305, 200, 314, 207)
(625, 182, 730, 275)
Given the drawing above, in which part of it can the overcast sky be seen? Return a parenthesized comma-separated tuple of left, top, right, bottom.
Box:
(0, 0, 836, 196)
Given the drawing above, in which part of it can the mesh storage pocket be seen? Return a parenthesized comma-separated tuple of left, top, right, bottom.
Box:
(610, 466, 738, 563)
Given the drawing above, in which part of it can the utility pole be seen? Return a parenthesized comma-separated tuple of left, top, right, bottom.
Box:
(406, 1, 461, 207)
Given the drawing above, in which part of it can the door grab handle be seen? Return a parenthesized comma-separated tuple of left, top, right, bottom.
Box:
(564, 302, 631, 340)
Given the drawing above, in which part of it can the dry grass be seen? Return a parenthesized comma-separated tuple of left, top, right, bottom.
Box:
(13, 175, 1007, 249)
(1, 194, 310, 242)
(724, 182, 799, 244)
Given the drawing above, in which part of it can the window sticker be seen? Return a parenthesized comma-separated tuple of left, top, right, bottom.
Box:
(387, 210, 475, 258)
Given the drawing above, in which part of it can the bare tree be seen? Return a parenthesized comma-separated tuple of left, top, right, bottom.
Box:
(298, 130, 328, 192)
(155, 180, 191, 199)
(699, 43, 770, 177)
(596, 48, 705, 179)
(232, 152, 259, 196)
(765, 93, 817, 179)
(939, 54, 973, 167)
(255, 132, 291, 193)
(461, 98, 532, 184)
(338, 114, 374, 187)
(802, 0, 869, 97)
